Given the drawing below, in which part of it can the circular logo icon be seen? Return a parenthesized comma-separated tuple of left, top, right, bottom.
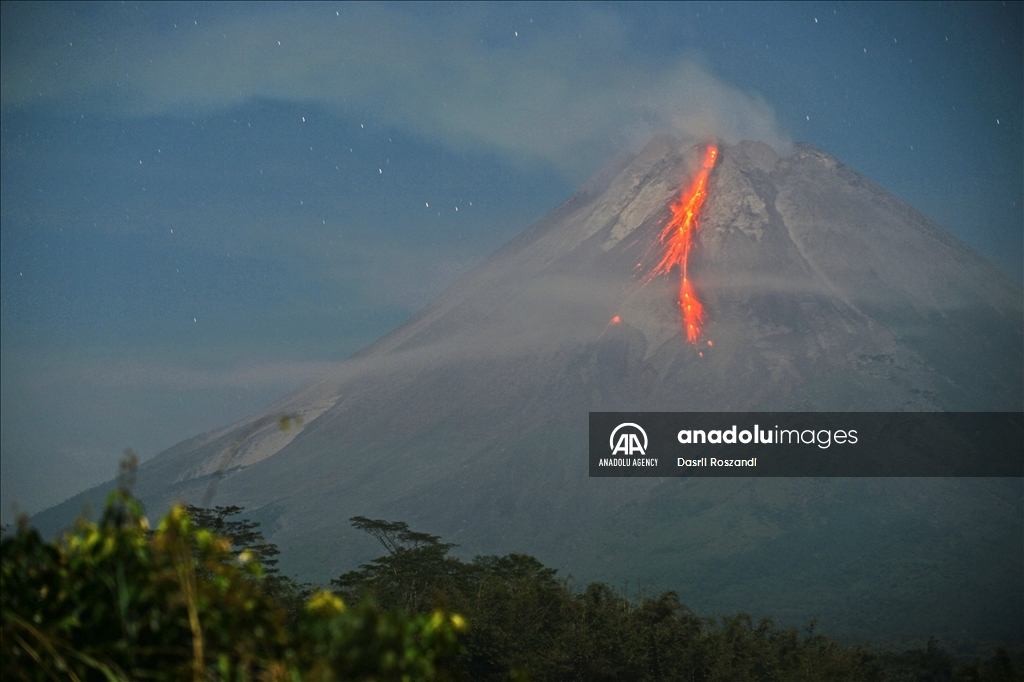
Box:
(609, 423, 648, 456)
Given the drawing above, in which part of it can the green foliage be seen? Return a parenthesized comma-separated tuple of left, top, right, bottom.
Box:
(0, 493, 464, 680)
(3, 495, 1019, 681)
(184, 504, 313, 618)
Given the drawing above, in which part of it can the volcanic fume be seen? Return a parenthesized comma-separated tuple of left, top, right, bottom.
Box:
(35, 137, 1024, 642)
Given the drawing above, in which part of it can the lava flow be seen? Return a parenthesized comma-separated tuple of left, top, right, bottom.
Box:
(643, 144, 719, 343)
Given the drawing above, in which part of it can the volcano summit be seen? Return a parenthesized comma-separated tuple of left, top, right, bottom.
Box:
(35, 137, 1024, 642)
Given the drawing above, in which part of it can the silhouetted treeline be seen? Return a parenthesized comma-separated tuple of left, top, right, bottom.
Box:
(2, 492, 1020, 681)
(331, 516, 1023, 682)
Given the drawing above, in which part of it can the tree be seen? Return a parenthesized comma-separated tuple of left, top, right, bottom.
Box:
(184, 504, 311, 614)
(331, 517, 464, 614)
(1, 491, 465, 680)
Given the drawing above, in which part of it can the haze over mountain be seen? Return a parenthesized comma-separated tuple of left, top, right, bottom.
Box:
(34, 136, 1023, 643)
(5, 2, 1021, 531)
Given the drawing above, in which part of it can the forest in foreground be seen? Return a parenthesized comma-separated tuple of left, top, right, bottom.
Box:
(2, 464, 1021, 681)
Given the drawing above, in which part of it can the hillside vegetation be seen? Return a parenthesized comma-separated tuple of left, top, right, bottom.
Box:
(3, 468, 1020, 681)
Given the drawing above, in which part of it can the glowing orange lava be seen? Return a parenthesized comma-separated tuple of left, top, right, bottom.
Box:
(643, 145, 718, 343)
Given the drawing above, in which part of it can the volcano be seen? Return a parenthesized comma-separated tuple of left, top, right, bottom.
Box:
(35, 137, 1023, 642)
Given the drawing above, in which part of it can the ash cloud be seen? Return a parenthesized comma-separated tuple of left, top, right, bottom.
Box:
(1, 3, 791, 180)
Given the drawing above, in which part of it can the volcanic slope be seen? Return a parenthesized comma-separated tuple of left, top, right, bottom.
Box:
(35, 138, 1023, 643)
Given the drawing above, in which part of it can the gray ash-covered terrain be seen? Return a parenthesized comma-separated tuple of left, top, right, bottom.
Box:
(35, 136, 1023, 643)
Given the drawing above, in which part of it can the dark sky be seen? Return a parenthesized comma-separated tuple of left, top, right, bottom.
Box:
(2, 1, 1021, 521)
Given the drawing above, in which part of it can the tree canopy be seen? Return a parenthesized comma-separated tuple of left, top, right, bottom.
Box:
(2, 492, 1019, 681)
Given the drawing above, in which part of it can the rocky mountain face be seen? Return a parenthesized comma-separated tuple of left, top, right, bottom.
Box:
(35, 137, 1023, 642)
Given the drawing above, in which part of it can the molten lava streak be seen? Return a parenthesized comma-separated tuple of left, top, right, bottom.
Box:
(644, 145, 718, 343)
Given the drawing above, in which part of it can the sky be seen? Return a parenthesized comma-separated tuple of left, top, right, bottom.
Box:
(2, 1, 1021, 522)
